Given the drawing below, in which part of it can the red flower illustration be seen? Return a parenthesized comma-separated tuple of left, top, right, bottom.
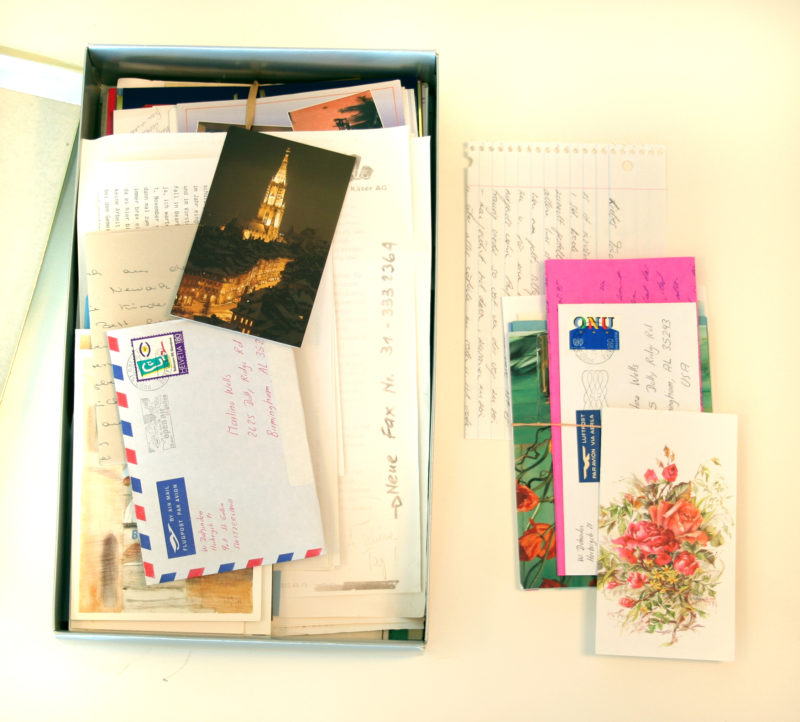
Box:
(516, 483, 540, 512)
(673, 551, 699, 576)
(540, 579, 564, 588)
(612, 520, 680, 565)
(598, 445, 732, 646)
(662, 463, 678, 482)
(627, 571, 648, 589)
(649, 500, 709, 545)
(519, 520, 556, 561)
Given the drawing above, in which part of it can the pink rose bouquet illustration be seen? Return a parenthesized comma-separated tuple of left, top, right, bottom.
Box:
(597, 445, 733, 645)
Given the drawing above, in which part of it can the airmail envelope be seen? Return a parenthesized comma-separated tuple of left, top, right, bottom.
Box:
(106, 318, 325, 584)
(555, 302, 702, 577)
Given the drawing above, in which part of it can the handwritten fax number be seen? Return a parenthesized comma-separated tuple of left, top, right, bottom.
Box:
(381, 242, 396, 317)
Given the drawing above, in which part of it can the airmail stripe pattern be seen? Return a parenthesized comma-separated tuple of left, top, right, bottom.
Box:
(107, 334, 153, 576)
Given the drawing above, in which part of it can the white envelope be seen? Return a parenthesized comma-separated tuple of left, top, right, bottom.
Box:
(106, 318, 325, 584)
(556, 302, 702, 575)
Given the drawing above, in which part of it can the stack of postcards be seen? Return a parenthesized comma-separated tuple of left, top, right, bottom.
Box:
(464, 143, 737, 662)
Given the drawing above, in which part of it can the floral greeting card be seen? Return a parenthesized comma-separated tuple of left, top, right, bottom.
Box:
(595, 407, 737, 661)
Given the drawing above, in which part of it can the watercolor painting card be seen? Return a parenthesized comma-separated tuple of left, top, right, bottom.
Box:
(596, 407, 737, 661)
(556, 302, 703, 576)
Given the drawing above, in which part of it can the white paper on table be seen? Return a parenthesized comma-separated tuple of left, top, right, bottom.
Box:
(271, 616, 422, 637)
(113, 105, 178, 134)
(404, 89, 418, 138)
(596, 408, 737, 661)
(274, 127, 423, 600)
(557, 302, 702, 576)
(278, 136, 431, 626)
(410, 135, 432, 588)
(106, 318, 325, 584)
(176, 81, 407, 132)
(463, 142, 667, 440)
(78, 157, 216, 234)
(76, 133, 227, 326)
(83, 225, 197, 465)
(275, 585, 425, 621)
(0, 82, 79, 402)
(281, 264, 341, 571)
(80, 131, 226, 164)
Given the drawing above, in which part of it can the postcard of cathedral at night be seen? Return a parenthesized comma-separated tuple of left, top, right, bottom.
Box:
(172, 128, 356, 347)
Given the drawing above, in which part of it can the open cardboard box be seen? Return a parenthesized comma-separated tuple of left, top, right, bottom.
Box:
(53, 45, 437, 649)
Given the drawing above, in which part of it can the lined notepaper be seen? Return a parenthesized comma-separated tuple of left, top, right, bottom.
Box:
(464, 142, 667, 439)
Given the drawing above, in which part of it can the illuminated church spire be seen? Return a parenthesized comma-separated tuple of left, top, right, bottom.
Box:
(253, 147, 290, 242)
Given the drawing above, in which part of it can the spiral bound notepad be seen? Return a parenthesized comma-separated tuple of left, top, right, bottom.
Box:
(463, 142, 667, 440)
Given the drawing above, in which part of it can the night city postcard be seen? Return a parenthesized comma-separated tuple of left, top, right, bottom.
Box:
(172, 127, 356, 347)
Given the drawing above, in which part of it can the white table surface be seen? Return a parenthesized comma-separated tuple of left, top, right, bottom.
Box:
(1, 2, 799, 720)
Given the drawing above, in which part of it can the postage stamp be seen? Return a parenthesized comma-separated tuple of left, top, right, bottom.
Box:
(130, 330, 189, 383)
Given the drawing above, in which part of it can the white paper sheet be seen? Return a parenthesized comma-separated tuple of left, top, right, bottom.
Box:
(76, 133, 227, 327)
(274, 127, 423, 608)
(113, 105, 178, 134)
(0, 83, 79, 402)
(464, 142, 667, 439)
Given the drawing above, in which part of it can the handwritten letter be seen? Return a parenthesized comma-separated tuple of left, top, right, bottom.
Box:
(463, 143, 667, 439)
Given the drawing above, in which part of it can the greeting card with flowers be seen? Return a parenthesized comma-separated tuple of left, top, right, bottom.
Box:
(595, 407, 737, 661)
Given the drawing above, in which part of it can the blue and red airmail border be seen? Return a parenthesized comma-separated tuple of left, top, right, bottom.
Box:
(107, 333, 324, 584)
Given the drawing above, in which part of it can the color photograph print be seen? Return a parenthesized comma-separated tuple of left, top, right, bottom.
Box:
(289, 91, 383, 131)
(595, 408, 737, 661)
(172, 127, 356, 347)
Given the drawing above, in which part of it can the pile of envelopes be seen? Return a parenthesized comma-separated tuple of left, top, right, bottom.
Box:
(69, 76, 432, 639)
(505, 257, 737, 661)
(464, 142, 737, 661)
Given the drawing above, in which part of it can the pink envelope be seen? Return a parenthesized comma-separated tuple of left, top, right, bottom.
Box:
(545, 257, 698, 575)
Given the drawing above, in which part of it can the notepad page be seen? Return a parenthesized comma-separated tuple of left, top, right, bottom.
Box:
(463, 143, 667, 440)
